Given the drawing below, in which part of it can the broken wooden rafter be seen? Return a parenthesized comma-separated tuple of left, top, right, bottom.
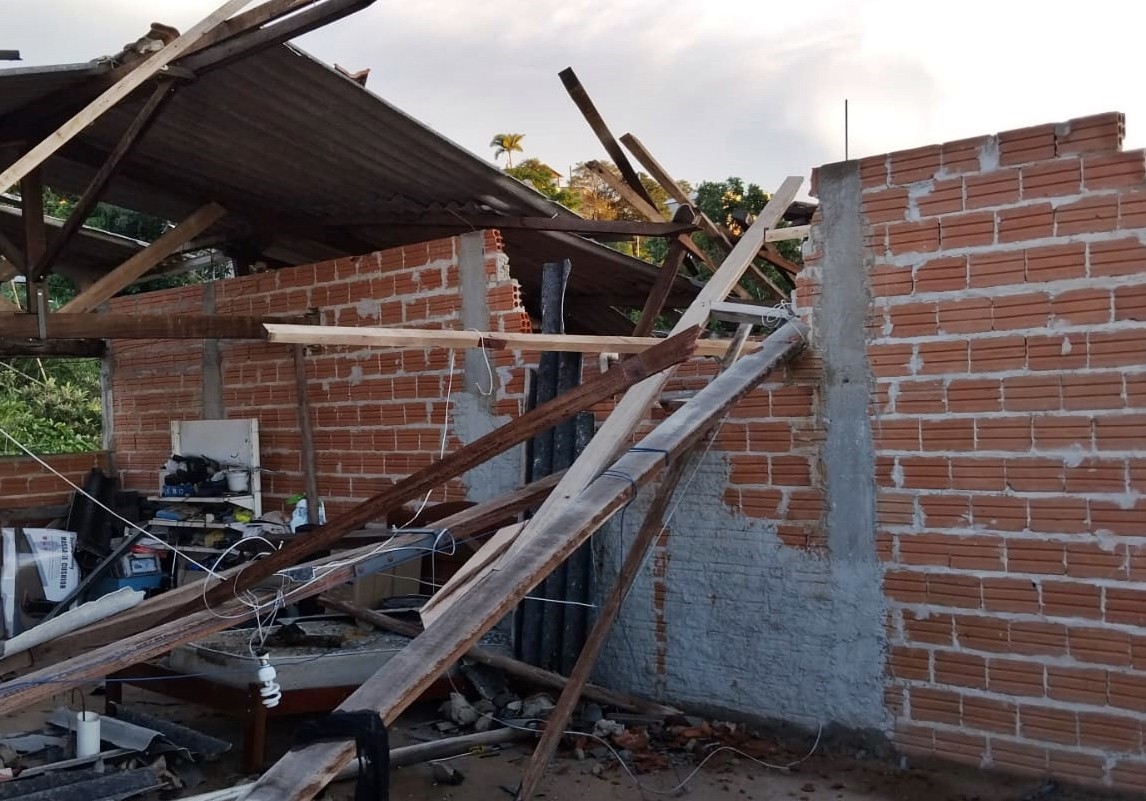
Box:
(582, 160, 726, 278)
(0, 312, 312, 340)
(559, 67, 657, 209)
(29, 82, 177, 282)
(243, 319, 809, 801)
(631, 238, 687, 337)
(59, 203, 227, 312)
(0, 0, 255, 194)
(492, 177, 801, 570)
(319, 595, 679, 716)
(264, 322, 747, 357)
(620, 131, 801, 298)
(181, 328, 702, 619)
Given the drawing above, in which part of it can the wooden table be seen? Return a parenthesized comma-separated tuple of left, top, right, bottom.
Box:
(106, 661, 359, 772)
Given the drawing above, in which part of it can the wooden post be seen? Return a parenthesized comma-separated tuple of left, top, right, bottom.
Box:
(293, 345, 320, 525)
(558, 68, 656, 209)
(20, 168, 45, 314)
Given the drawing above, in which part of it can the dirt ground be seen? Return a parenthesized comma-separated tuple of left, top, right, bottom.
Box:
(2, 687, 1133, 801)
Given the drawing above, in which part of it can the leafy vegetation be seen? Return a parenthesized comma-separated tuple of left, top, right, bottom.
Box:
(0, 358, 102, 455)
(1, 190, 179, 454)
(489, 133, 526, 168)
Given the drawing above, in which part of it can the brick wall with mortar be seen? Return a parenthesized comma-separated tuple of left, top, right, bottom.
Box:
(596, 112, 1146, 793)
(857, 112, 1146, 791)
(0, 452, 110, 513)
(106, 231, 532, 519)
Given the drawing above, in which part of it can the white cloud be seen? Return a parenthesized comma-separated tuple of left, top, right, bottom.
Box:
(4, 0, 1144, 194)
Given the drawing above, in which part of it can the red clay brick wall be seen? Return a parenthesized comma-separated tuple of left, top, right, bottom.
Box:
(858, 112, 1146, 790)
(108, 232, 531, 518)
(0, 452, 110, 513)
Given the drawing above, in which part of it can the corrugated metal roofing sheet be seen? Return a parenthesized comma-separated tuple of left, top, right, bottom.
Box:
(0, 43, 694, 314)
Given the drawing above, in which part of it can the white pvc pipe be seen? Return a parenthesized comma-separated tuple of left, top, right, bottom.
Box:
(74, 711, 101, 758)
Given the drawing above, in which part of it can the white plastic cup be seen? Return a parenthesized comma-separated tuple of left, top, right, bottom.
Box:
(75, 711, 101, 758)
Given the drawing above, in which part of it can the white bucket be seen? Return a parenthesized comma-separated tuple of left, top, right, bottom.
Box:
(75, 710, 101, 758)
(225, 469, 250, 493)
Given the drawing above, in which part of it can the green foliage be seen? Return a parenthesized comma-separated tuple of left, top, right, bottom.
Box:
(490, 133, 525, 168)
(0, 188, 175, 454)
(505, 158, 582, 211)
(43, 188, 167, 242)
(691, 176, 802, 299)
(0, 359, 102, 454)
(566, 162, 673, 261)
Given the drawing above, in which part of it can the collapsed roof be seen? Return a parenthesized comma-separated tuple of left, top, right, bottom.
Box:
(0, 32, 698, 331)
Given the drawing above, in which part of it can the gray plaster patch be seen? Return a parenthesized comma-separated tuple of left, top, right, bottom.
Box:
(594, 452, 886, 729)
(451, 392, 521, 504)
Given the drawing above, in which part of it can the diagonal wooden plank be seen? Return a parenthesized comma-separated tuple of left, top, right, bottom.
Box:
(631, 238, 688, 337)
(30, 82, 177, 281)
(559, 68, 656, 208)
(0, 0, 254, 195)
(242, 320, 808, 801)
(516, 440, 697, 799)
(179, 328, 701, 618)
(58, 203, 227, 312)
(492, 177, 802, 569)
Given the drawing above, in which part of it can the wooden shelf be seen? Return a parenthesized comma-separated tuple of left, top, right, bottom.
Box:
(148, 494, 256, 511)
(146, 518, 242, 530)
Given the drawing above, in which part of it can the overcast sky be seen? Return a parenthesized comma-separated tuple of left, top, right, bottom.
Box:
(5, 1, 1144, 194)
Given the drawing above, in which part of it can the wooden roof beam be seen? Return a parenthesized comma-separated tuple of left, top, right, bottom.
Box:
(29, 82, 177, 282)
(59, 202, 227, 312)
(264, 322, 747, 358)
(337, 213, 697, 240)
(0, 312, 313, 340)
(558, 67, 656, 209)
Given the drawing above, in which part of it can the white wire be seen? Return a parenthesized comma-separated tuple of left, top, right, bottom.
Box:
(0, 424, 228, 578)
(464, 329, 496, 397)
(402, 350, 458, 527)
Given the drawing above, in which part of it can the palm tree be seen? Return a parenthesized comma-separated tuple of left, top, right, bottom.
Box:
(490, 133, 525, 168)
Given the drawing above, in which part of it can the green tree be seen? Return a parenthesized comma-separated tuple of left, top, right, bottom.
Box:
(0, 188, 196, 454)
(566, 161, 674, 261)
(692, 176, 801, 297)
(504, 158, 581, 211)
(489, 133, 525, 168)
